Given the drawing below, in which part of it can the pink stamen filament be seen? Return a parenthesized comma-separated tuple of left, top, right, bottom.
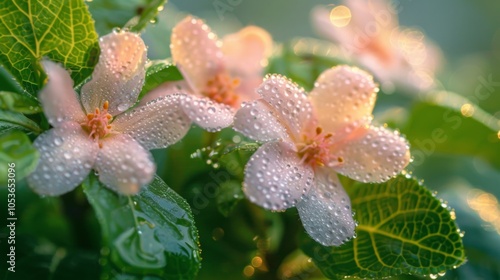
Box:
(81, 101, 113, 147)
(202, 72, 240, 107)
(297, 126, 343, 168)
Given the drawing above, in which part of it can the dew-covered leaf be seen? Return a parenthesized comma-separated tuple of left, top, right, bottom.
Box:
(0, 0, 99, 95)
(0, 130, 39, 183)
(82, 174, 201, 279)
(0, 91, 42, 114)
(138, 60, 183, 100)
(0, 109, 41, 135)
(301, 175, 465, 279)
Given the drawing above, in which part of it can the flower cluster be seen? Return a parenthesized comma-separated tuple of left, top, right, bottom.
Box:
(29, 14, 410, 246)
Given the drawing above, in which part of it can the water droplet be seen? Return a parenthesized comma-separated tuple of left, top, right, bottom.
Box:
(117, 103, 128, 112)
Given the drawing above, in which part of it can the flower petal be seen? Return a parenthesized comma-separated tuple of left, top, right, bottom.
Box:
(334, 125, 410, 183)
(138, 81, 190, 106)
(244, 141, 314, 211)
(222, 26, 272, 86)
(309, 66, 377, 134)
(27, 122, 98, 196)
(171, 16, 223, 92)
(296, 169, 355, 246)
(112, 94, 191, 150)
(39, 60, 86, 127)
(95, 134, 156, 194)
(312, 1, 396, 58)
(181, 95, 233, 132)
(257, 74, 313, 138)
(233, 99, 290, 143)
(81, 31, 147, 116)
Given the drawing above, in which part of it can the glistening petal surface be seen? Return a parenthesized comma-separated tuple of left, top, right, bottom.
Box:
(257, 74, 313, 139)
(309, 66, 377, 134)
(233, 99, 290, 143)
(334, 125, 410, 183)
(27, 122, 98, 196)
(81, 31, 147, 116)
(181, 95, 234, 132)
(297, 169, 355, 246)
(171, 16, 223, 92)
(95, 134, 156, 194)
(244, 141, 314, 211)
(112, 94, 191, 150)
(39, 60, 86, 127)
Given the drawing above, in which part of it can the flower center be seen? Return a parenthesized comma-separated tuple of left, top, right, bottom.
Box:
(296, 127, 343, 168)
(81, 101, 112, 147)
(202, 72, 240, 107)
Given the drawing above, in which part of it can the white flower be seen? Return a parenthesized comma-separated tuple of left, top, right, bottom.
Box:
(312, 0, 442, 91)
(141, 15, 273, 131)
(234, 65, 411, 246)
(27, 31, 191, 195)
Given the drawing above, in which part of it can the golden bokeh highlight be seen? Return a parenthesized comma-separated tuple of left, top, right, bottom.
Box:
(251, 256, 263, 268)
(243, 265, 255, 277)
(468, 189, 500, 234)
(460, 103, 475, 117)
(329, 5, 351, 27)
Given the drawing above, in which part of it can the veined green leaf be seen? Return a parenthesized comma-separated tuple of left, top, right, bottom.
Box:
(0, 0, 99, 95)
(0, 109, 41, 134)
(138, 60, 183, 100)
(403, 91, 500, 171)
(124, 0, 167, 32)
(83, 174, 201, 279)
(0, 91, 42, 114)
(0, 130, 39, 183)
(301, 175, 465, 279)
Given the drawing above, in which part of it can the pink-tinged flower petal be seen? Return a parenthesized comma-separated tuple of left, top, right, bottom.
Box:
(222, 26, 272, 99)
(95, 134, 155, 194)
(309, 66, 377, 134)
(39, 60, 86, 127)
(27, 122, 98, 196)
(181, 95, 233, 132)
(244, 141, 314, 211)
(257, 74, 313, 139)
(296, 169, 355, 246)
(233, 99, 290, 143)
(171, 16, 223, 93)
(112, 94, 191, 150)
(81, 31, 147, 116)
(334, 125, 410, 183)
(139, 81, 190, 106)
(312, 1, 396, 58)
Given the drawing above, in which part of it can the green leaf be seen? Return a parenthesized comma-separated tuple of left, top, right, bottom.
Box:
(301, 175, 465, 279)
(0, 109, 41, 134)
(403, 91, 500, 171)
(0, 130, 39, 183)
(124, 0, 167, 32)
(83, 174, 201, 279)
(267, 38, 343, 90)
(0, 0, 99, 95)
(138, 60, 183, 100)
(0, 91, 42, 114)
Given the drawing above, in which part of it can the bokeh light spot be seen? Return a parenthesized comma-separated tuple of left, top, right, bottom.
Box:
(329, 5, 351, 27)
